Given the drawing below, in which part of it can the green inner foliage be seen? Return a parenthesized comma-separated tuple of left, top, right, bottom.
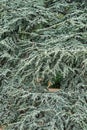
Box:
(49, 72, 63, 88)
(0, 0, 87, 130)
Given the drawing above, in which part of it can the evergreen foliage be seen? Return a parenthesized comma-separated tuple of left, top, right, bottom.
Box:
(0, 0, 87, 129)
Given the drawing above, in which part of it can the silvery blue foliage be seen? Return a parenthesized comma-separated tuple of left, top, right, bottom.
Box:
(0, 0, 87, 130)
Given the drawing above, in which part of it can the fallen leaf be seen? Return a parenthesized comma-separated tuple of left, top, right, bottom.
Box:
(48, 88, 60, 92)
(48, 81, 53, 87)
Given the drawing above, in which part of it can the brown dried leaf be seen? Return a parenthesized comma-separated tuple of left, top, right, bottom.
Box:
(48, 81, 53, 87)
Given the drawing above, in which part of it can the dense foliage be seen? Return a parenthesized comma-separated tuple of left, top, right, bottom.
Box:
(0, 0, 87, 130)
